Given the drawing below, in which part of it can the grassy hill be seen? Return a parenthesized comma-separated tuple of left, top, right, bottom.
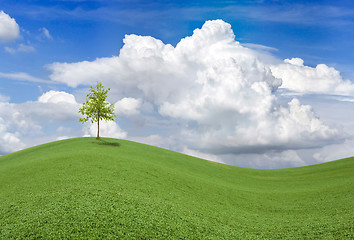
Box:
(0, 137, 353, 239)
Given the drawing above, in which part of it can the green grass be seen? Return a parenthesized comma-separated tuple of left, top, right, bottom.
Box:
(0, 137, 353, 239)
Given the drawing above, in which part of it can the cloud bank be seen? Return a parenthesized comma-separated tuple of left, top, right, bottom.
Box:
(1, 19, 352, 168)
(0, 91, 78, 155)
(0, 89, 129, 155)
(44, 19, 346, 168)
(84, 121, 127, 139)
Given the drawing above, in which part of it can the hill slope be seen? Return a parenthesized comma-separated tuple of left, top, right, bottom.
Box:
(0, 137, 353, 239)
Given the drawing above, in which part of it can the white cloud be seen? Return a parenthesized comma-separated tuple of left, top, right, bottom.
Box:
(0, 111, 27, 155)
(0, 11, 20, 43)
(5, 43, 35, 53)
(38, 90, 77, 104)
(260, 150, 306, 168)
(220, 150, 306, 169)
(183, 147, 222, 163)
(188, 98, 338, 155)
(334, 97, 354, 102)
(0, 87, 129, 156)
(0, 93, 10, 102)
(56, 136, 71, 141)
(84, 121, 127, 139)
(241, 42, 278, 52)
(0, 102, 37, 135)
(47, 57, 120, 88)
(115, 97, 141, 116)
(313, 138, 354, 163)
(0, 90, 82, 155)
(45, 20, 342, 168)
(271, 58, 354, 96)
(0, 72, 53, 84)
(39, 27, 52, 40)
(0, 131, 26, 155)
(130, 134, 178, 150)
(26, 90, 80, 122)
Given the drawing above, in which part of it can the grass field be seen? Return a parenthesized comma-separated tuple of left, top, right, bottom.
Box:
(0, 137, 353, 239)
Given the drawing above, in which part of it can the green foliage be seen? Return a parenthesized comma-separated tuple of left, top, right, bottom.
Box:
(78, 81, 116, 139)
(0, 138, 353, 239)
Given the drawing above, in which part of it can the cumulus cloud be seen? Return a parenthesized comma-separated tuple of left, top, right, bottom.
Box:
(45, 20, 344, 167)
(6, 90, 80, 130)
(115, 97, 142, 116)
(0, 102, 37, 135)
(0, 90, 81, 155)
(47, 58, 120, 88)
(24, 90, 126, 143)
(0, 89, 126, 156)
(0, 116, 26, 155)
(0, 102, 31, 155)
(0, 132, 26, 155)
(184, 98, 338, 156)
(271, 58, 354, 96)
(38, 90, 77, 104)
(0, 11, 20, 43)
(84, 121, 127, 139)
(1, 19, 351, 168)
(19, 90, 80, 124)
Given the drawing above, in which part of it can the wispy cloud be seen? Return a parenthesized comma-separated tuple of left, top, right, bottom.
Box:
(39, 27, 52, 40)
(8, 2, 354, 29)
(0, 93, 10, 102)
(4, 43, 35, 53)
(223, 4, 354, 27)
(0, 72, 54, 84)
(241, 43, 278, 52)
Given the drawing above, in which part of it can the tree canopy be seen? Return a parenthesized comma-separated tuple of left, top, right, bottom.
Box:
(79, 81, 116, 139)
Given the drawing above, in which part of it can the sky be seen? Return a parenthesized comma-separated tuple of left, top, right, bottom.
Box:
(1, 0, 354, 169)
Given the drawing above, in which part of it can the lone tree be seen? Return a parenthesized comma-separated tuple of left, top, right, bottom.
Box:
(79, 81, 116, 139)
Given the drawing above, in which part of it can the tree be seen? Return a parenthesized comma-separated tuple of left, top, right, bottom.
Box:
(79, 81, 116, 139)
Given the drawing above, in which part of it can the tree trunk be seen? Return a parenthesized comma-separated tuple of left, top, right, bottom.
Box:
(97, 115, 100, 139)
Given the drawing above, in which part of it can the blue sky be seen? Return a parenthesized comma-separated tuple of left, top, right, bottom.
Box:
(1, 0, 354, 168)
(2, 0, 354, 90)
